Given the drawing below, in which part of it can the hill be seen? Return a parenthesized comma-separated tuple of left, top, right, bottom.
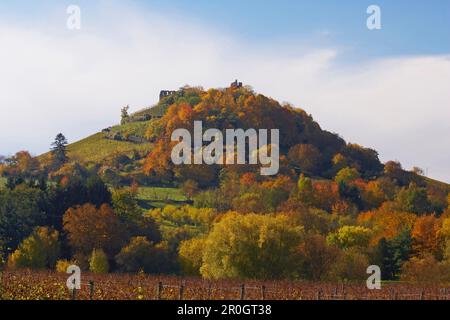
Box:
(51, 83, 449, 192)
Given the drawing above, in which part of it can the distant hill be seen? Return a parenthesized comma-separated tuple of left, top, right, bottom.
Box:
(51, 83, 448, 194)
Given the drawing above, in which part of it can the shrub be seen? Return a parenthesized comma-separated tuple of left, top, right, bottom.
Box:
(115, 237, 174, 274)
(297, 234, 341, 281)
(181, 179, 199, 200)
(400, 254, 450, 283)
(327, 248, 369, 281)
(89, 249, 109, 274)
(56, 259, 72, 273)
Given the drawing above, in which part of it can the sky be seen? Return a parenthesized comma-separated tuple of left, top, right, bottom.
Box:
(0, 0, 449, 182)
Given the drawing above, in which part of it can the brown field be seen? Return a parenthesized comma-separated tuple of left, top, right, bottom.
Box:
(1, 270, 449, 300)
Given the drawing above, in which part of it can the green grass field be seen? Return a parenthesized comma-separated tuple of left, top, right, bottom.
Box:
(132, 103, 168, 118)
(108, 121, 150, 139)
(137, 186, 189, 209)
(0, 177, 6, 189)
(66, 132, 153, 164)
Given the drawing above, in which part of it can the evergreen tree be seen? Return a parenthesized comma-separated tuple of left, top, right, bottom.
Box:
(374, 238, 396, 280)
(374, 229, 413, 280)
(391, 228, 413, 274)
(51, 133, 68, 166)
(86, 175, 112, 207)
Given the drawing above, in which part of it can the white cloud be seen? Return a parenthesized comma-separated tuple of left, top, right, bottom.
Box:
(0, 5, 449, 182)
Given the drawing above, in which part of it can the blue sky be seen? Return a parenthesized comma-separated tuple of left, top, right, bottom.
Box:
(145, 0, 450, 56)
(2, 0, 449, 58)
(0, 1, 449, 181)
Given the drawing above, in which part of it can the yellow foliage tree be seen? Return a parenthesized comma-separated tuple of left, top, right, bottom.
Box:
(326, 225, 372, 250)
(200, 212, 303, 279)
(8, 227, 60, 270)
(89, 248, 109, 274)
(178, 237, 206, 276)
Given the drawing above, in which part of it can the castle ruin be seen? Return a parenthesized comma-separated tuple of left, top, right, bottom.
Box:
(159, 90, 177, 101)
(159, 80, 243, 101)
(230, 79, 243, 88)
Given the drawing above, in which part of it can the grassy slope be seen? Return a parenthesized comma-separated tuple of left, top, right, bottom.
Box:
(0, 176, 6, 189)
(67, 132, 152, 164)
(132, 103, 168, 118)
(424, 176, 450, 192)
(137, 186, 187, 202)
(108, 121, 149, 139)
(136, 186, 188, 209)
(62, 107, 167, 164)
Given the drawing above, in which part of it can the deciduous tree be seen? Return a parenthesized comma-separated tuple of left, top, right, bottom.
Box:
(287, 144, 323, 175)
(63, 203, 127, 257)
(8, 227, 60, 270)
(201, 213, 303, 279)
(326, 225, 372, 250)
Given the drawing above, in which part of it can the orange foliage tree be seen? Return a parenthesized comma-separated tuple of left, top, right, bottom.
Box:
(312, 180, 340, 212)
(143, 140, 174, 181)
(63, 203, 127, 257)
(358, 207, 416, 246)
(411, 215, 443, 258)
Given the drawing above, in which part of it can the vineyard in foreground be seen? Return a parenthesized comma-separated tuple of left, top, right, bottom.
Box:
(1, 270, 450, 300)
